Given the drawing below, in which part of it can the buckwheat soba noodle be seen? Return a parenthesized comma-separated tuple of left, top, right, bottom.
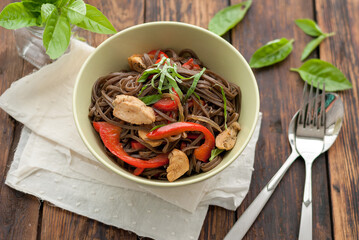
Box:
(89, 49, 241, 182)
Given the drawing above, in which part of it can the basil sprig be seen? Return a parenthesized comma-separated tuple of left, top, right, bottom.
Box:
(0, 0, 116, 59)
(295, 19, 335, 61)
(249, 38, 294, 68)
(291, 59, 352, 91)
(208, 0, 252, 36)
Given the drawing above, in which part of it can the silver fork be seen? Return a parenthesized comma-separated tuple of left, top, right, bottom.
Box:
(296, 81, 326, 240)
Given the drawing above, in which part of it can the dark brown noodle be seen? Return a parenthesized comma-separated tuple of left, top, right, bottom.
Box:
(89, 49, 241, 180)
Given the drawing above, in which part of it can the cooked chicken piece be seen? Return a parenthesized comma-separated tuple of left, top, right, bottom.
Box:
(138, 129, 163, 147)
(166, 149, 189, 182)
(128, 54, 146, 72)
(112, 95, 155, 125)
(215, 122, 241, 150)
(167, 149, 189, 182)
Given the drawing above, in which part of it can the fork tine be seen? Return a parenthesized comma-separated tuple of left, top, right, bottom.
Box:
(298, 81, 308, 124)
(321, 83, 326, 126)
(305, 81, 314, 126)
(313, 82, 320, 128)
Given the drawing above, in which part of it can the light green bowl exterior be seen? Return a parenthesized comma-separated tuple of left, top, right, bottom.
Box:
(73, 22, 259, 187)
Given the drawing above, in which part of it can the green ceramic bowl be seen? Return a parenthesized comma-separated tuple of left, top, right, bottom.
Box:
(73, 22, 259, 187)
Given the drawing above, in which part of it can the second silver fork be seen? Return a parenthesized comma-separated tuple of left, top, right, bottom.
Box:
(296, 82, 326, 240)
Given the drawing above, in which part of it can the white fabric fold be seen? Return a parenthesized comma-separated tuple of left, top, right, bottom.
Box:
(1, 40, 261, 240)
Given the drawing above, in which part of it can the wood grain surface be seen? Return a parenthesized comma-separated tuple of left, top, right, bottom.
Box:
(0, 0, 358, 240)
(316, 0, 359, 239)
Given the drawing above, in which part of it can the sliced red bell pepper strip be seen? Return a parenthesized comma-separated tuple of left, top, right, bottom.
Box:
(133, 167, 145, 176)
(131, 141, 146, 150)
(93, 122, 168, 168)
(153, 88, 180, 111)
(146, 122, 215, 162)
(148, 50, 168, 60)
(182, 58, 200, 70)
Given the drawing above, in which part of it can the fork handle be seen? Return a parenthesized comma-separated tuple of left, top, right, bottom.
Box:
(224, 151, 299, 240)
(298, 162, 313, 240)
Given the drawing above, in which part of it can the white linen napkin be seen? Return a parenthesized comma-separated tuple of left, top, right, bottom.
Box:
(1, 40, 261, 240)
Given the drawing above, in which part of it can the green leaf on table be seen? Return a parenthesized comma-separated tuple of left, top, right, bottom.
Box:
(76, 4, 116, 34)
(301, 32, 335, 61)
(209, 148, 225, 161)
(208, 0, 252, 36)
(43, 11, 71, 59)
(0, 2, 38, 29)
(139, 94, 162, 105)
(249, 38, 294, 68)
(65, 0, 86, 24)
(41, 4, 57, 23)
(290, 59, 353, 91)
(295, 19, 324, 37)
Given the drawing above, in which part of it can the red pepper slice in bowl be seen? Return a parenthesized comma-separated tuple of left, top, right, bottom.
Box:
(146, 122, 215, 162)
(93, 122, 168, 169)
(148, 50, 168, 60)
(131, 141, 146, 150)
(153, 88, 180, 112)
(182, 58, 200, 70)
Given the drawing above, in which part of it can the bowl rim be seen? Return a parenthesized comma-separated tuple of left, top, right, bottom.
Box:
(73, 21, 260, 187)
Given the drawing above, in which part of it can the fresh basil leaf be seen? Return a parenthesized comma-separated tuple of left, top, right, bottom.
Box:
(249, 38, 294, 68)
(150, 124, 166, 132)
(76, 4, 116, 34)
(290, 59, 353, 91)
(65, 0, 86, 24)
(137, 68, 160, 82)
(301, 34, 326, 61)
(209, 148, 225, 161)
(301, 32, 335, 61)
(295, 19, 323, 37)
(0, 2, 37, 29)
(43, 11, 71, 59)
(139, 94, 162, 105)
(165, 71, 183, 99)
(22, 0, 57, 13)
(208, 0, 252, 36)
(219, 85, 228, 129)
(158, 65, 167, 94)
(184, 67, 206, 102)
(41, 3, 56, 23)
(56, 0, 71, 8)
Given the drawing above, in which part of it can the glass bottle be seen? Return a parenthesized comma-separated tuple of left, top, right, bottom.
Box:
(14, 26, 75, 69)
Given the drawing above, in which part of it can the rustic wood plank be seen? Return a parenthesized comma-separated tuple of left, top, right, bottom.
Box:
(0, 1, 42, 239)
(231, 0, 332, 239)
(39, 1, 144, 239)
(41, 202, 138, 240)
(316, 0, 359, 239)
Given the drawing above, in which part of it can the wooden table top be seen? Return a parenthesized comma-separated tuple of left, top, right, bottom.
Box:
(1, 0, 358, 239)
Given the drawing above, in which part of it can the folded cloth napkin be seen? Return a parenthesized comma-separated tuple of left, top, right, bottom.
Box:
(0, 40, 261, 240)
